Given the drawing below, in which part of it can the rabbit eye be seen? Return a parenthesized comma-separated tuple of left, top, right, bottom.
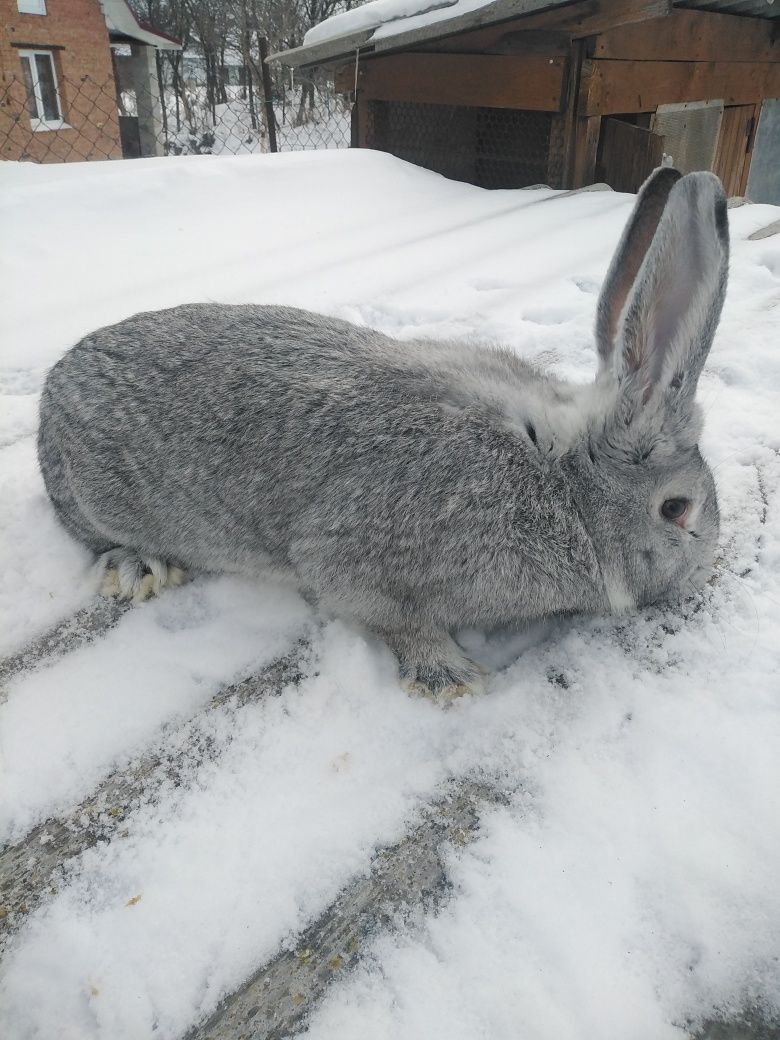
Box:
(661, 498, 689, 521)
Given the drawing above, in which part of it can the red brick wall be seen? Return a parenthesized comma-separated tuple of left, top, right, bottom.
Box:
(0, 0, 122, 161)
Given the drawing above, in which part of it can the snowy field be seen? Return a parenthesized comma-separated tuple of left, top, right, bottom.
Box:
(1, 150, 779, 1039)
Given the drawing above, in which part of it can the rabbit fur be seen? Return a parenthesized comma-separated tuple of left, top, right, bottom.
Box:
(38, 167, 728, 697)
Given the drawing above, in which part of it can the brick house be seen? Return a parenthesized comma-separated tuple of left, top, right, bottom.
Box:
(0, 0, 180, 162)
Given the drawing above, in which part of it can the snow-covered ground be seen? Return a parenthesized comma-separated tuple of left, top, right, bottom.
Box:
(1, 150, 779, 1039)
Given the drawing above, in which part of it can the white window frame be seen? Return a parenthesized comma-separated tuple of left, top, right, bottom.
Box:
(18, 48, 68, 131)
(17, 0, 47, 14)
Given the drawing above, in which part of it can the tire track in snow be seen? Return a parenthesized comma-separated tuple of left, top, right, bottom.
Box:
(0, 641, 311, 950)
(695, 1015, 780, 1040)
(0, 625, 530, 1040)
(187, 780, 506, 1040)
(0, 597, 130, 697)
(185, 775, 778, 1040)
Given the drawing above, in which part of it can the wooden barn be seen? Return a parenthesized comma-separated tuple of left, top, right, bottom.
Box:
(272, 0, 780, 202)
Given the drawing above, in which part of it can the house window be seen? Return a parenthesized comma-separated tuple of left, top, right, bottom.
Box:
(17, 0, 47, 13)
(19, 49, 66, 130)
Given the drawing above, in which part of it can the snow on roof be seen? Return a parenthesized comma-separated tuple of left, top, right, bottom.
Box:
(304, 0, 509, 46)
(272, 0, 560, 67)
(276, 0, 780, 68)
(100, 0, 182, 50)
(304, 0, 460, 46)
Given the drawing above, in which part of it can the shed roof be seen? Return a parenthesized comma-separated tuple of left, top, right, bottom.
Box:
(270, 0, 780, 68)
(101, 0, 182, 50)
(680, 0, 780, 16)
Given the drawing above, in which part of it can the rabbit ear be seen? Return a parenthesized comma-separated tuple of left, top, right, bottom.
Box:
(595, 166, 682, 373)
(600, 171, 729, 409)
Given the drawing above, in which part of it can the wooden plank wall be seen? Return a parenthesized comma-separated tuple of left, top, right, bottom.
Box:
(582, 60, 780, 116)
(598, 118, 665, 192)
(342, 53, 566, 110)
(574, 6, 780, 187)
(713, 104, 758, 197)
(591, 8, 780, 62)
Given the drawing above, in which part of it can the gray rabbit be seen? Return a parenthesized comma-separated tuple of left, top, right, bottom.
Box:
(38, 167, 727, 698)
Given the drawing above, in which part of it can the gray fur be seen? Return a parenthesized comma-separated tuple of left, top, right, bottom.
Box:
(37, 169, 727, 695)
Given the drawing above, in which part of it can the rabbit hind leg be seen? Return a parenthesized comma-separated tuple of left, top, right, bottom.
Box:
(98, 547, 187, 603)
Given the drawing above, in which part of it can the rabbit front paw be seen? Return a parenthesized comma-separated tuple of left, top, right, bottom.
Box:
(386, 627, 487, 702)
(402, 672, 486, 703)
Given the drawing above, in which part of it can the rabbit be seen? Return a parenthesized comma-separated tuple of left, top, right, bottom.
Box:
(37, 167, 727, 699)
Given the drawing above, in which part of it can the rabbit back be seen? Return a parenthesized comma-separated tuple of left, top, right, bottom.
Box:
(38, 303, 602, 629)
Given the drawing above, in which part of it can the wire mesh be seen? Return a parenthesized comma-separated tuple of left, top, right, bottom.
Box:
(363, 100, 554, 189)
(2, 63, 553, 188)
(0, 71, 351, 163)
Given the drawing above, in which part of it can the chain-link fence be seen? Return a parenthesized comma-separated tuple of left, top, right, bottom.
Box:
(2, 54, 558, 188)
(0, 67, 351, 164)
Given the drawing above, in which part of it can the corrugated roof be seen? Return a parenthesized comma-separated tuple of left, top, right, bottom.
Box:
(270, 0, 780, 69)
(677, 0, 780, 17)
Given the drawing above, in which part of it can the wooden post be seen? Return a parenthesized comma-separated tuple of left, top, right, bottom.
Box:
(546, 39, 583, 188)
(562, 38, 585, 188)
(572, 114, 602, 187)
(127, 43, 165, 158)
(258, 35, 278, 154)
(356, 95, 371, 148)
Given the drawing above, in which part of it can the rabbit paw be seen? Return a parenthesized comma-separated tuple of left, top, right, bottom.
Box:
(390, 631, 487, 703)
(403, 675, 486, 703)
(97, 548, 187, 603)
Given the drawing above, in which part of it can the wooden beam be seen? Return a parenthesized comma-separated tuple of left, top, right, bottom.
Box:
(418, 0, 671, 54)
(548, 35, 591, 189)
(335, 61, 356, 94)
(348, 52, 566, 111)
(572, 114, 601, 186)
(536, 0, 670, 39)
(583, 59, 780, 116)
(427, 28, 570, 55)
(557, 37, 586, 188)
(592, 8, 780, 62)
(356, 96, 371, 147)
(485, 29, 571, 56)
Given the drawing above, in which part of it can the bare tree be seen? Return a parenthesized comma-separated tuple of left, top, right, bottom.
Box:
(127, 0, 360, 143)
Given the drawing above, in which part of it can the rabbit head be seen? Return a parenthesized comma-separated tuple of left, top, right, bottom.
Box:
(571, 167, 728, 613)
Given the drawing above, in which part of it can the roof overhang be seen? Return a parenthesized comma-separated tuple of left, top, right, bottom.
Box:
(270, 0, 780, 70)
(101, 0, 182, 50)
(268, 0, 566, 69)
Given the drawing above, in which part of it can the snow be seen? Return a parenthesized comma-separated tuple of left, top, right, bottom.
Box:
(0, 577, 310, 840)
(303, 0, 498, 47)
(1, 149, 780, 1039)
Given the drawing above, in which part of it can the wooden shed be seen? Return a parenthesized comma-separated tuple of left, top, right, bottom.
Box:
(272, 0, 780, 202)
